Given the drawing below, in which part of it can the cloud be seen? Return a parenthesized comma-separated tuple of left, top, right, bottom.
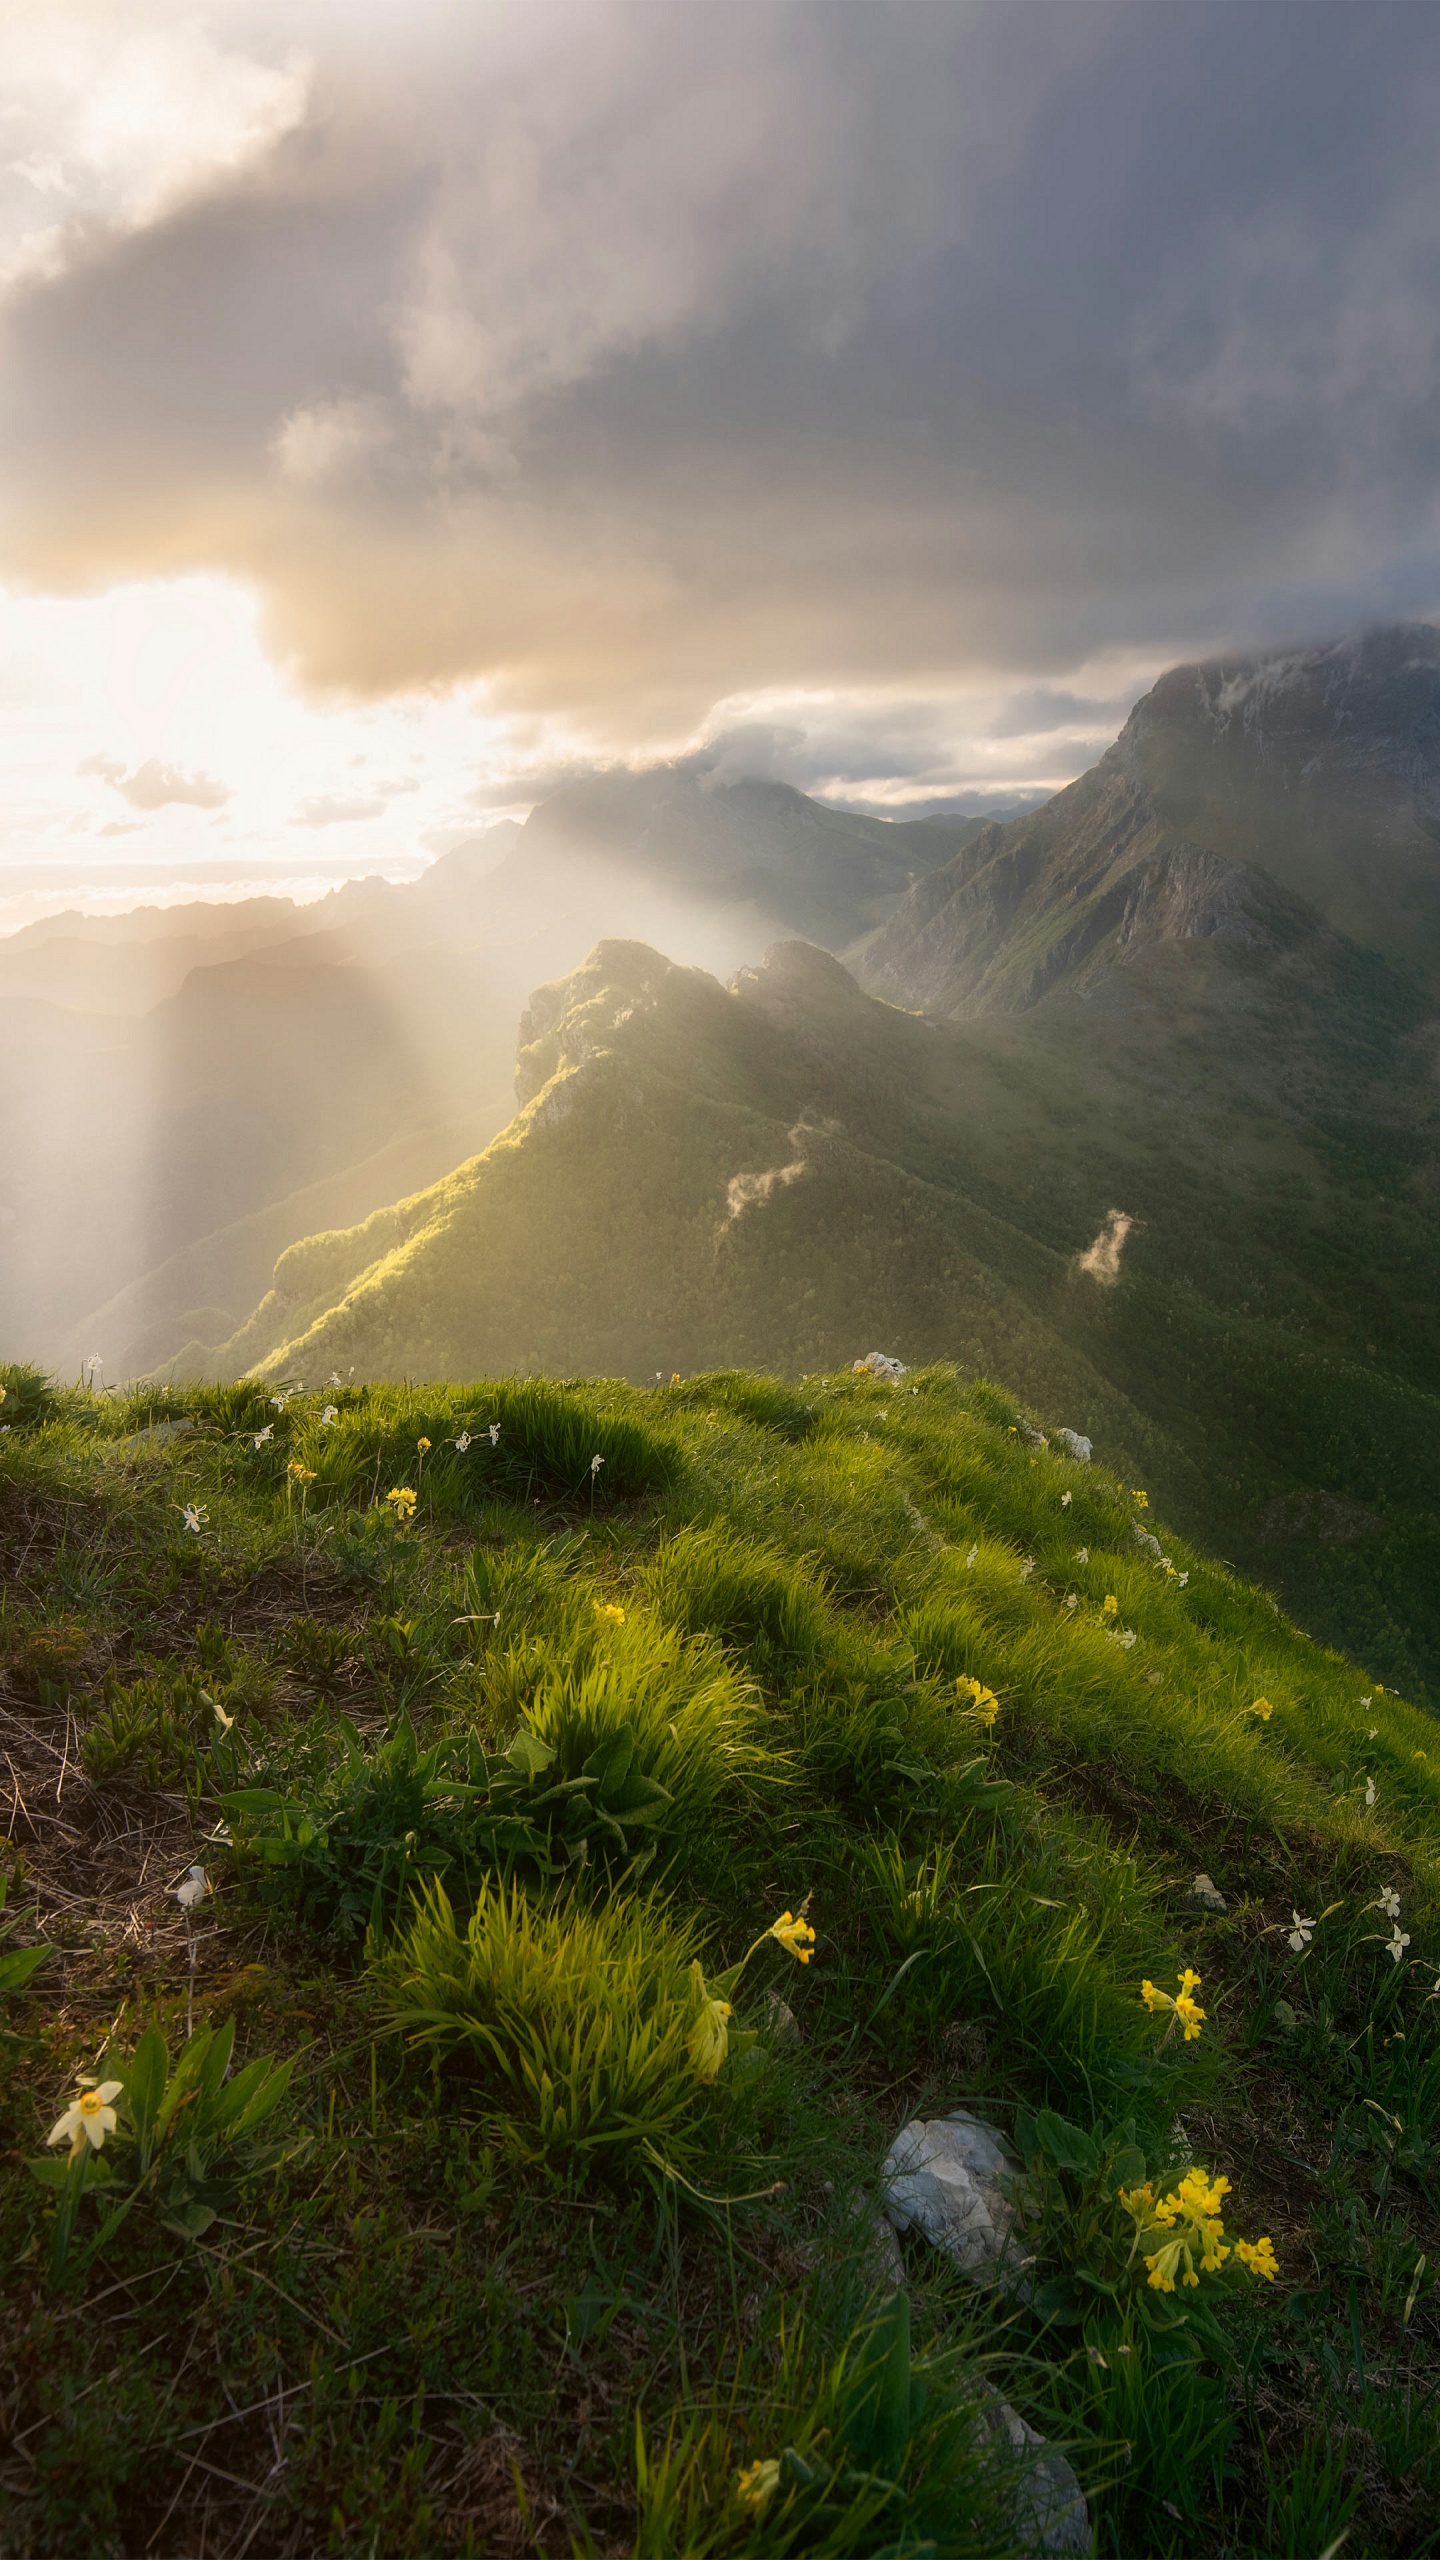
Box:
(295, 793, 386, 826)
(79, 750, 230, 808)
(1076, 1210, 1134, 1287)
(5, 2, 1440, 749)
(724, 1117, 838, 1223)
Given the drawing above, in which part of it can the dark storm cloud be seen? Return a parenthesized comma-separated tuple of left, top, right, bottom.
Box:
(4, 0, 1440, 738)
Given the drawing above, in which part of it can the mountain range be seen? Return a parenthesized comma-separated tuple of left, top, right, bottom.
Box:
(6, 625, 1440, 1696)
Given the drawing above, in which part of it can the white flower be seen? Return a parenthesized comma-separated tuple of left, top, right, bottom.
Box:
(329, 1371, 343, 1386)
(178, 1502, 207, 1534)
(48, 2080, 123, 2159)
(1176, 1571, 1189, 1588)
(590, 1454, 604, 1477)
(965, 1544, 978, 1569)
(455, 1430, 472, 1451)
(488, 1423, 500, 1447)
(1076, 1547, 1089, 1564)
(1018, 1557, 1035, 1582)
(1374, 1887, 1402, 1920)
(175, 1865, 209, 1910)
(1360, 1696, 1372, 1708)
(320, 1405, 339, 1427)
(1065, 1591, 1078, 1609)
(1288, 1911, 1315, 1951)
(204, 1690, 234, 1734)
(1386, 1926, 1411, 1965)
(1368, 1727, 1378, 1740)
(1365, 1778, 1377, 1808)
(252, 1424, 273, 1449)
(1061, 1491, 1072, 1508)
(269, 1393, 289, 1411)
(1108, 1626, 1137, 1649)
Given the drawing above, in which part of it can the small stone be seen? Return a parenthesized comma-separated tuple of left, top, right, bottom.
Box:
(972, 2389, 1090, 2555)
(1133, 1524, 1163, 1560)
(880, 2109, 1025, 2288)
(1054, 1429, 1091, 1463)
(853, 1350, 907, 1379)
(1182, 1872, 1227, 1914)
(762, 1990, 801, 2046)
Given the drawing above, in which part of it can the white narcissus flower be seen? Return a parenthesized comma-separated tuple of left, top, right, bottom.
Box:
(48, 2080, 123, 2159)
(253, 1425, 273, 1449)
(1374, 1886, 1402, 1919)
(178, 1502, 207, 1534)
(1288, 1912, 1315, 1952)
(488, 1423, 500, 1446)
(320, 1405, 339, 1427)
(1177, 1571, 1189, 1588)
(590, 1454, 604, 1477)
(175, 1865, 209, 1909)
(965, 1544, 978, 1568)
(454, 1431, 471, 1452)
(1387, 1927, 1411, 1965)
(1365, 1778, 1377, 1808)
(1076, 1547, 1089, 1564)
(1065, 1591, 1078, 1610)
(1061, 1491, 1072, 1508)
(1018, 1558, 1035, 1582)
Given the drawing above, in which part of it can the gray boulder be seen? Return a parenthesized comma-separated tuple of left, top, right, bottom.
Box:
(880, 2109, 1028, 2289)
(1054, 1429, 1092, 1463)
(974, 2390, 1091, 2555)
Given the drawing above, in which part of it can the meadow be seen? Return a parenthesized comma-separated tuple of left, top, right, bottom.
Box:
(2, 1356, 1439, 2556)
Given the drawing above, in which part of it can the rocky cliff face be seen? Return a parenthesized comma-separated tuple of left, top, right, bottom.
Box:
(853, 624, 1440, 1018)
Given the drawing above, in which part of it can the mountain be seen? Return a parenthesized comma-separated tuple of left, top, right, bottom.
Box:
(852, 625, 1440, 1015)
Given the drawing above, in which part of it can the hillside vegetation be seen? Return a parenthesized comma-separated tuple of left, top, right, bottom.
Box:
(3, 1359, 1440, 2555)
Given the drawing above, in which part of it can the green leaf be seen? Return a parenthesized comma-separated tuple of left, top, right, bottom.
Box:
(0, 1944, 48, 1993)
(1034, 2110, 1099, 2175)
(506, 1730, 556, 1780)
(1108, 2145, 1147, 2194)
(123, 2025, 170, 2157)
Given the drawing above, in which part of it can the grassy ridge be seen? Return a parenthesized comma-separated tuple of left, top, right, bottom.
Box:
(2, 1363, 1439, 2554)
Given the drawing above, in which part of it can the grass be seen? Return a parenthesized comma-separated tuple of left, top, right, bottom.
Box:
(1, 1360, 1439, 2553)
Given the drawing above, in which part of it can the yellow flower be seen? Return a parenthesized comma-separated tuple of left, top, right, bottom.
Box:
(594, 1601, 626, 1626)
(1250, 1696, 1274, 1721)
(1235, 2235, 1279, 2281)
(1102, 1593, 1119, 1615)
(1140, 1970, 1205, 2039)
(1133, 1490, 1149, 1509)
(686, 1963, 733, 2083)
(385, 1485, 417, 1523)
(957, 1674, 1000, 1728)
(48, 2079, 123, 2161)
(416, 1436, 431, 1455)
(287, 1461, 317, 1486)
(769, 1910, 816, 1964)
(736, 2459, 781, 2514)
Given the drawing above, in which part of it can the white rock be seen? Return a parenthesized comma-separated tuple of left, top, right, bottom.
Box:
(1133, 1525, 1163, 1560)
(1183, 1872, 1228, 1914)
(973, 2389, 1091, 2555)
(854, 1350, 908, 1379)
(880, 2109, 1023, 2286)
(1054, 1429, 1091, 1463)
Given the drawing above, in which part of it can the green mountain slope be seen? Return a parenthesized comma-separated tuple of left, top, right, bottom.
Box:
(4, 1363, 1440, 2555)
(199, 925, 1440, 1702)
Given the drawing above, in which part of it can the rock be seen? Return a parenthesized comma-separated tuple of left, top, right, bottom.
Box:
(973, 2389, 1090, 2555)
(1133, 1524, 1163, 1560)
(1183, 1872, 1227, 1914)
(762, 1989, 801, 2046)
(119, 1417, 195, 1454)
(1054, 1429, 1091, 1463)
(1020, 1425, 1049, 1450)
(853, 1350, 907, 1379)
(880, 2109, 1027, 2289)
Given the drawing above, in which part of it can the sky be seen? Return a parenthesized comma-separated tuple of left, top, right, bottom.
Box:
(3, 0, 1440, 920)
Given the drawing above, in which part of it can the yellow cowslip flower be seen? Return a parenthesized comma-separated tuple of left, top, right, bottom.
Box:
(416, 1437, 431, 1455)
(1141, 1970, 1205, 2039)
(769, 1911, 816, 1964)
(736, 2460, 781, 2514)
(594, 1601, 626, 1626)
(1235, 2235, 1279, 2281)
(686, 1963, 733, 2083)
(287, 1461, 317, 1486)
(1102, 1593, 1119, 1616)
(1133, 1490, 1149, 1509)
(385, 1485, 417, 1523)
(48, 2079, 123, 2161)
(957, 1674, 1000, 1728)
(1250, 1696, 1274, 1720)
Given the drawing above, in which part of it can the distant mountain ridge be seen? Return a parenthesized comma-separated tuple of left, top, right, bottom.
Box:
(853, 625, 1440, 1016)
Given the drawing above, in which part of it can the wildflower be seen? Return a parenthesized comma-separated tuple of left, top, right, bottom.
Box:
(1061, 1490, 1072, 1508)
(1018, 1557, 1035, 1582)
(48, 2080, 123, 2161)
(686, 1963, 732, 2082)
(177, 1501, 208, 1534)
(1368, 1726, 1378, 1740)
(454, 1431, 472, 1451)
(287, 1461, 316, 1487)
(965, 1544, 978, 1568)
(1109, 1627, 1137, 1648)
(1065, 1590, 1078, 1609)
(1366, 1777, 1377, 1808)
(1177, 1571, 1189, 1588)
(1141, 1969, 1205, 2040)
(590, 1454, 604, 1478)
(206, 1691, 234, 1734)
(252, 1424, 273, 1450)
(1386, 1926, 1411, 1965)
(957, 1675, 1000, 1729)
(1102, 1593, 1118, 1616)
(1250, 1697, 1274, 1721)
(769, 1911, 816, 1964)
(328, 1371, 343, 1386)
(417, 1437, 431, 1455)
(270, 1393, 288, 1411)
(385, 1485, 417, 1524)
(1076, 1546, 1089, 1564)
(736, 2460, 780, 2514)
(1235, 2236, 1279, 2281)
(488, 1423, 500, 1446)
(594, 1601, 626, 1626)
(1373, 1887, 1402, 1920)
(175, 1865, 209, 1910)
(1287, 1911, 1315, 1952)
(1360, 1695, 1372, 1708)
(320, 1405, 339, 1427)
(1134, 1490, 1149, 1509)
